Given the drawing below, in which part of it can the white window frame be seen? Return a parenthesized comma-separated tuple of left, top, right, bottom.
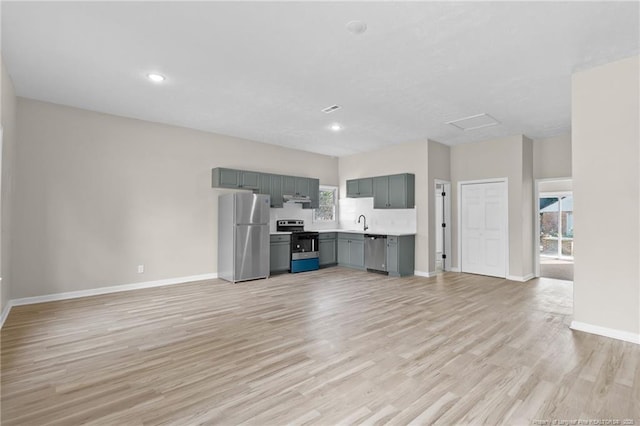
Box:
(313, 185, 338, 223)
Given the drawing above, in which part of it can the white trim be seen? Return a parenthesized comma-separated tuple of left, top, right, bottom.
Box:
(414, 270, 437, 278)
(450, 266, 461, 272)
(457, 178, 509, 278)
(9, 273, 218, 307)
(434, 179, 452, 272)
(506, 274, 535, 282)
(534, 177, 572, 278)
(1, 300, 12, 329)
(570, 321, 640, 345)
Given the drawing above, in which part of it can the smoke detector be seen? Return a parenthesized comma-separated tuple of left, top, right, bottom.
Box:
(346, 20, 367, 35)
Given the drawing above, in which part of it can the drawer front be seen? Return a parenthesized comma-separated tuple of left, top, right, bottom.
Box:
(270, 234, 291, 243)
(338, 232, 364, 241)
(318, 232, 337, 240)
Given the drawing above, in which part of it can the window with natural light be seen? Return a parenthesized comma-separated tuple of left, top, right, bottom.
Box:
(314, 186, 337, 222)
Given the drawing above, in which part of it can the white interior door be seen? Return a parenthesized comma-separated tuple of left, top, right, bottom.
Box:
(461, 181, 507, 278)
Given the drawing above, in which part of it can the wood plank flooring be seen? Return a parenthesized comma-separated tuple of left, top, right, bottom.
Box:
(1, 269, 638, 425)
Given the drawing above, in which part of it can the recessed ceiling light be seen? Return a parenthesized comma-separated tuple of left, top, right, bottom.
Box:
(147, 73, 165, 83)
(346, 20, 367, 35)
(330, 123, 343, 132)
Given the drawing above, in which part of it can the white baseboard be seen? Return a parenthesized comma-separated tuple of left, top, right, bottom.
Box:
(450, 267, 460, 273)
(570, 321, 640, 345)
(414, 270, 437, 278)
(0, 300, 13, 329)
(506, 274, 535, 282)
(8, 273, 218, 308)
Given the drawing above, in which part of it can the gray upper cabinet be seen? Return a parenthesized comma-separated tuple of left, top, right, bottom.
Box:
(295, 177, 310, 197)
(212, 168, 240, 188)
(212, 168, 319, 209)
(240, 171, 260, 190)
(372, 173, 415, 209)
(211, 168, 259, 190)
(373, 176, 389, 208)
(259, 173, 271, 195)
(270, 174, 283, 208)
(308, 178, 320, 209)
(282, 176, 296, 195)
(346, 178, 373, 198)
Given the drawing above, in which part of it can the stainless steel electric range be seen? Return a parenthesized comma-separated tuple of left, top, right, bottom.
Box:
(276, 220, 319, 273)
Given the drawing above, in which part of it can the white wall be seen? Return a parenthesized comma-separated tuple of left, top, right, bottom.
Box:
(571, 55, 639, 338)
(338, 141, 428, 273)
(533, 133, 572, 179)
(450, 135, 534, 279)
(13, 98, 338, 299)
(1, 56, 18, 316)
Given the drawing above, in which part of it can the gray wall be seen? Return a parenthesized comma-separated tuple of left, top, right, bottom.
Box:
(338, 140, 429, 273)
(13, 98, 338, 298)
(572, 55, 639, 335)
(450, 134, 534, 279)
(533, 133, 572, 179)
(427, 140, 451, 273)
(1, 57, 18, 314)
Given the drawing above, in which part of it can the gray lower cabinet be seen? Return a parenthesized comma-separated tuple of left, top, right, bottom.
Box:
(387, 235, 415, 277)
(318, 233, 337, 267)
(337, 233, 365, 269)
(270, 234, 291, 273)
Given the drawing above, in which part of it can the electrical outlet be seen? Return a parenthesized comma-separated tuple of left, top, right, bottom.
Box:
(137, 264, 144, 274)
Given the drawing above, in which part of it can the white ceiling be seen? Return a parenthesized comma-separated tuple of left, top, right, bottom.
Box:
(2, 2, 638, 157)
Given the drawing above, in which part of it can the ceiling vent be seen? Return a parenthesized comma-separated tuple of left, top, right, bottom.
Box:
(322, 104, 341, 114)
(446, 113, 500, 131)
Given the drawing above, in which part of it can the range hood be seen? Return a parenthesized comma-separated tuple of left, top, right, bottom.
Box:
(283, 194, 311, 204)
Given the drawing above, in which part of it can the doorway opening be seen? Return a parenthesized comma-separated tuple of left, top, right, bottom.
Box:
(535, 179, 573, 281)
(434, 180, 451, 273)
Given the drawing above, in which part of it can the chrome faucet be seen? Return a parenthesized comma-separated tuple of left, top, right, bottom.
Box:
(357, 214, 368, 231)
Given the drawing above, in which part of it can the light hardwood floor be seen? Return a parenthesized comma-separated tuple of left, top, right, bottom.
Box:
(1, 269, 638, 425)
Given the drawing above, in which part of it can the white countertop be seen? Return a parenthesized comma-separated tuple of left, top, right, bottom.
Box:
(321, 229, 416, 237)
(271, 229, 415, 237)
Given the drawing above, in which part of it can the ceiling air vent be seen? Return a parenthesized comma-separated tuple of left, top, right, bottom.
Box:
(446, 113, 500, 131)
(322, 104, 341, 114)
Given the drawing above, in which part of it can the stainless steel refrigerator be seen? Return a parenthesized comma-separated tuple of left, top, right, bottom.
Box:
(218, 192, 271, 283)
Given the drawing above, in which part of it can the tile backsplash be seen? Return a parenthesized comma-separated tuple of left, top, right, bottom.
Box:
(338, 197, 417, 233)
(269, 202, 336, 231)
(269, 198, 417, 233)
